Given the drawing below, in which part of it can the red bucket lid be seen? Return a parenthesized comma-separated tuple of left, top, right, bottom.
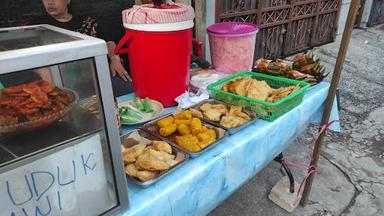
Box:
(122, 3, 195, 25)
(207, 22, 258, 36)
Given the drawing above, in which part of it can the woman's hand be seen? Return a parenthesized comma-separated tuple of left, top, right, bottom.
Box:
(107, 41, 131, 82)
(110, 55, 132, 82)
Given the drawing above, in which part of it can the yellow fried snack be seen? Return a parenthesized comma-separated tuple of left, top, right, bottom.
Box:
(125, 164, 138, 176)
(199, 103, 212, 112)
(220, 114, 248, 128)
(206, 129, 217, 139)
(146, 149, 177, 167)
(235, 78, 253, 96)
(246, 80, 273, 101)
(198, 138, 216, 149)
(197, 129, 217, 148)
(202, 126, 208, 132)
(178, 123, 191, 135)
(135, 151, 170, 171)
(197, 131, 211, 142)
(125, 164, 158, 181)
(229, 106, 251, 121)
(159, 123, 177, 137)
(123, 144, 147, 164)
(190, 117, 203, 135)
(189, 108, 204, 118)
(175, 134, 201, 152)
(152, 140, 172, 154)
(203, 109, 222, 121)
(223, 78, 242, 94)
(156, 116, 175, 128)
(174, 119, 191, 126)
(136, 170, 158, 182)
(174, 110, 192, 120)
(210, 104, 228, 114)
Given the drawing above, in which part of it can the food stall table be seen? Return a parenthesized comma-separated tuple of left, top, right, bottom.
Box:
(118, 82, 340, 216)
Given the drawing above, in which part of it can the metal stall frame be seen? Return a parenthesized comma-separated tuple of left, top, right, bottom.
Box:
(0, 24, 129, 216)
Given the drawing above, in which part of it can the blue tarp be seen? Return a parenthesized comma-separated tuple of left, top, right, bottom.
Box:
(118, 82, 340, 216)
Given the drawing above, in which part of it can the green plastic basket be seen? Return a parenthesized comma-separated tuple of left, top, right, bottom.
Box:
(207, 72, 310, 121)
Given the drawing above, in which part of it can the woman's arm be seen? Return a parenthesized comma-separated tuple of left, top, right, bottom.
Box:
(34, 67, 53, 82)
(106, 41, 132, 82)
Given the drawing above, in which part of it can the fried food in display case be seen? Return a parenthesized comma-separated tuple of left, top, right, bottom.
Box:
(0, 80, 78, 134)
(0, 24, 130, 214)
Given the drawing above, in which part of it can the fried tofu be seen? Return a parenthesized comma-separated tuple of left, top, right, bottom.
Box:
(210, 104, 228, 114)
(229, 106, 251, 121)
(152, 140, 172, 154)
(199, 103, 212, 112)
(203, 109, 222, 121)
(189, 108, 204, 118)
(220, 114, 248, 128)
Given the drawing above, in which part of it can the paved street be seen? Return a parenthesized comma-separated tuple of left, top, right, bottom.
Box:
(210, 24, 384, 216)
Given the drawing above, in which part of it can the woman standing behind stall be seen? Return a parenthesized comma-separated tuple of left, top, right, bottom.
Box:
(30, 0, 133, 96)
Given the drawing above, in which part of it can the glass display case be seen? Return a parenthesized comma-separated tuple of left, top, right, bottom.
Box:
(0, 25, 128, 216)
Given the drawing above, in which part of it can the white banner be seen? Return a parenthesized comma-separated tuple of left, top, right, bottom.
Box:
(0, 133, 117, 216)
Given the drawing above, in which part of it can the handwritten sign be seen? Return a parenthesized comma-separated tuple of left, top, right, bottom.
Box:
(0, 133, 117, 216)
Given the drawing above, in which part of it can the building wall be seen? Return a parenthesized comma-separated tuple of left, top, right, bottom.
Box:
(202, 1, 344, 62)
(360, 0, 374, 27)
(204, 0, 215, 63)
(337, 0, 352, 35)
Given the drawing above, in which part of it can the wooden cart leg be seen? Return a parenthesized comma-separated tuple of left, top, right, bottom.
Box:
(274, 153, 295, 194)
(300, 0, 362, 206)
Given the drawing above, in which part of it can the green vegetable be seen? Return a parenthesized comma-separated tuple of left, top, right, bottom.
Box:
(119, 104, 143, 124)
(134, 98, 145, 112)
(120, 115, 141, 124)
(130, 97, 153, 113)
(142, 98, 153, 113)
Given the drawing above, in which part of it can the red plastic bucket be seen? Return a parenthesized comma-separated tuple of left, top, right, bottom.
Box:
(115, 21, 193, 107)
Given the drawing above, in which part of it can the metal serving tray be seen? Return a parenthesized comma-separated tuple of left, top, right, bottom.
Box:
(188, 99, 258, 134)
(142, 114, 228, 158)
(120, 129, 189, 187)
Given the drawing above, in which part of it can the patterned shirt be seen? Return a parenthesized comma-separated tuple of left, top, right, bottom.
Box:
(30, 15, 107, 40)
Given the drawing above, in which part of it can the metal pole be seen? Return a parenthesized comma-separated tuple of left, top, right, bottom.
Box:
(300, 0, 362, 206)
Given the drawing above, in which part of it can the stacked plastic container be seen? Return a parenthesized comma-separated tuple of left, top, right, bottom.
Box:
(208, 22, 259, 74)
